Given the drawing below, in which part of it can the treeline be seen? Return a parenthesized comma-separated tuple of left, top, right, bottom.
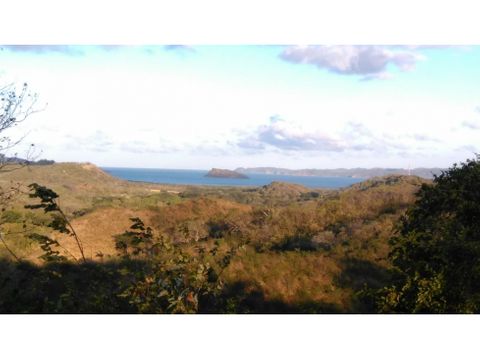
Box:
(0, 154, 54, 166)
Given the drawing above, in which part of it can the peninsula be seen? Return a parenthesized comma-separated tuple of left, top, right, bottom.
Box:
(234, 166, 444, 179)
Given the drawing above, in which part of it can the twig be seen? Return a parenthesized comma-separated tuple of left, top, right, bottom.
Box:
(56, 203, 86, 262)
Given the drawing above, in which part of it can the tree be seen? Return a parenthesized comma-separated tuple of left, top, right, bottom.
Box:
(113, 217, 246, 313)
(0, 82, 40, 260)
(376, 155, 480, 313)
(0, 82, 39, 170)
(25, 183, 86, 262)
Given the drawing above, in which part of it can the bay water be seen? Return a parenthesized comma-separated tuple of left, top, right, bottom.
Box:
(102, 167, 365, 189)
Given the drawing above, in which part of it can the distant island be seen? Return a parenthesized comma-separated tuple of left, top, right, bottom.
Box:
(234, 167, 445, 179)
(205, 168, 249, 179)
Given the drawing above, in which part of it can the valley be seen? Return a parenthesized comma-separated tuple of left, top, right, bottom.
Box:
(0, 162, 427, 312)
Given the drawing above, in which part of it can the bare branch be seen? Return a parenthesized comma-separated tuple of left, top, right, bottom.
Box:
(0, 82, 43, 165)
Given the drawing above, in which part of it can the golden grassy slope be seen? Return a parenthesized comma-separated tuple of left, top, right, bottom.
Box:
(0, 162, 188, 213)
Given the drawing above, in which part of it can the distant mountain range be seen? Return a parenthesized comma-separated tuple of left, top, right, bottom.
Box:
(234, 167, 444, 179)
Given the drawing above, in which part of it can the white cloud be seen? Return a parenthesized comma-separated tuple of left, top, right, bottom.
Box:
(411, 134, 441, 142)
(119, 140, 181, 154)
(235, 115, 456, 158)
(164, 45, 196, 53)
(1, 45, 83, 56)
(237, 116, 344, 152)
(456, 145, 478, 153)
(280, 45, 424, 80)
(461, 106, 480, 129)
(462, 120, 480, 130)
(64, 131, 114, 152)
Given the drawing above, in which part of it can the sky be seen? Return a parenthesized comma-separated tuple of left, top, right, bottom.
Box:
(1, 45, 479, 169)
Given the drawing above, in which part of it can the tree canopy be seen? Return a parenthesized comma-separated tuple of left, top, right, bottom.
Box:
(376, 155, 480, 313)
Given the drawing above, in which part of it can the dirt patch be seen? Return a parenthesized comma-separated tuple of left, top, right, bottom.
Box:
(80, 163, 98, 171)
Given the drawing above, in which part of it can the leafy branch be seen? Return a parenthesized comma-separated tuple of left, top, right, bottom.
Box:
(114, 217, 246, 313)
(25, 183, 85, 262)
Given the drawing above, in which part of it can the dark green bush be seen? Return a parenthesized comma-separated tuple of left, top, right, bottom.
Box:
(375, 155, 480, 313)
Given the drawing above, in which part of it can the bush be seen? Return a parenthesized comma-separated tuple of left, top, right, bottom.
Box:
(273, 228, 322, 252)
(375, 155, 480, 313)
(32, 159, 55, 165)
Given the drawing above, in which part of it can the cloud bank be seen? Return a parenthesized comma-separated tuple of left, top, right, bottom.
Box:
(1, 45, 196, 56)
(1, 45, 83, 55)
(235, 117, 441, 155)
(237, 116, 344, 152)
(462, 120, 480, 130)
(164, 45, 195, 52)
(280, 45, 425, 80)
(461, 106, 480, 129)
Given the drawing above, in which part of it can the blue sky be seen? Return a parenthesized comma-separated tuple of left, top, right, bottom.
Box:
(1, 45, 479, 169)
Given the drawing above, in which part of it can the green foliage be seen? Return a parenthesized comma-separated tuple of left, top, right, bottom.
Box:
(25, 183, 86, 262)
(0, 260, 136, 313)
(29, 233, 67, 262)
(114, 217, 155, 257)
(31, 159, 55, 165)
(25, 183, 61, 212)
(92, 192, 182, 211)
(299, 191, 320, 201)
(375, 155, 480, 313)
(114, 217, 246, 313)
(1, 202, 246, 313)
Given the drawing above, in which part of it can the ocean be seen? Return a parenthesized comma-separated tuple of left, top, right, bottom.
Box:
(101, 167, 365, 189)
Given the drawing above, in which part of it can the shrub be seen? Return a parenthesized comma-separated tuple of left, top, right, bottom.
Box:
(273, 228, 320, 252)
(375, 155, 480, 313)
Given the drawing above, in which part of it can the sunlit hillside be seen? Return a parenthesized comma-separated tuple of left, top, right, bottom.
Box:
(0, 162, 428, 312)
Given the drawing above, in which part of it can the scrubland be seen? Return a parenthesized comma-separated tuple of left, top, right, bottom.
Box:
(0, 163, 427, 313)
